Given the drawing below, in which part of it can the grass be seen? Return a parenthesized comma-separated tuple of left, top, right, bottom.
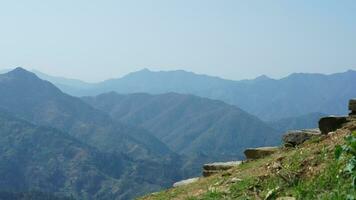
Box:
(140, 122, 356, 200)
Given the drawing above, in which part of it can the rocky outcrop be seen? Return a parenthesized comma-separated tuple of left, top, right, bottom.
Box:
(173, 177, 200, 187)
(350, 99, 356, 115)
(203, 161, 242, 177)
(282, 129, 321, 147)
(319, 116, 348, 134)
(244, 147, 279, 160)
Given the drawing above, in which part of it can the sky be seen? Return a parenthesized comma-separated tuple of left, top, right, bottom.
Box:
(0, 0, 355, 82)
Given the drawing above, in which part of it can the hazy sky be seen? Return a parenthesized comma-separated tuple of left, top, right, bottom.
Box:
(0, 0, 355, 82)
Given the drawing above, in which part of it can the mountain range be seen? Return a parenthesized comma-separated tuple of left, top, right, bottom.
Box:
(0, 67, 355, 199)
(0, 67, 298, 198)
(0, 68, 184, 199)
(83, 92, 280, 160)
(12, 68, 356, 121)
(0, 68, 287, 199)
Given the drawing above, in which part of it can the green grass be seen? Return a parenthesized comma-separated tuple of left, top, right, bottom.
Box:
(140, 129, 356, 200)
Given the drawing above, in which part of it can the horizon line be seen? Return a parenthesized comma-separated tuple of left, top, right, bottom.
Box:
(1, 66, 355, 84)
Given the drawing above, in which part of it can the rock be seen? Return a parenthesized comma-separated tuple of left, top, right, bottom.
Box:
(350, 99, 356, 115)
(203, 161, 242, 177)
(173, 177, 199, 187)
(282, 129, 321, 147)
(276, 197, 296, 200)
(203, 161, 242, 171)
(319, 116, 348, 134)
(244, 146, 279, 160)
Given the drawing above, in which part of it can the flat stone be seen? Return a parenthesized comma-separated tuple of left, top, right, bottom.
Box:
(319, 116, 348, 134)
(173, 177, 199, 187)
(282, 129, 321, 147)
(244, 146, 279, 160)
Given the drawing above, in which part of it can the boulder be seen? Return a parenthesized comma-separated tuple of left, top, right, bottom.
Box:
(319, 116, 348, 134)
(350, 99, 356, 115)
(244, 147, 279, 160)
(282, 129, 321, 147)
(203, 161, 242, 177)
(173, 177, 199, 187)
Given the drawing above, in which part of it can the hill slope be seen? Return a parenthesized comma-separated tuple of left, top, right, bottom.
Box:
(83, 92, 280, 160)
(0, 111, 158, 199)
(140, 117, 356, 200)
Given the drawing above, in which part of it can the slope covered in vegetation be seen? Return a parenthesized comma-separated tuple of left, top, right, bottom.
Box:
(140, 118, 356, 200)
(83, 92, 280, 160)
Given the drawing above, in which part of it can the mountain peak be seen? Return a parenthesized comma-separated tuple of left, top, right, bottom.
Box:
(10, 67, 29, 73)
(255, 75, 272, 81)
(6, 67, 38, 79)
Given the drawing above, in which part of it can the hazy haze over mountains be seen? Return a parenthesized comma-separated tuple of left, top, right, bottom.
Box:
(0, 67, 355, 199)
(15, 68, 356, 121)
(1, 1, 355, 199)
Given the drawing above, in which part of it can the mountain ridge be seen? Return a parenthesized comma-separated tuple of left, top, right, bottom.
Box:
(6, 67, 355, 121)
(83, 92, 281, 160)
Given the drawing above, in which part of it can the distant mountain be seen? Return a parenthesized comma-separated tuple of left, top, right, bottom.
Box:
(267, 112, 326, 133)
(0, 111, 160, 199)
(92, 69, 235, 95)
(94, 69, 356, 121)
(0, 69, 11, 74)
(32, 70, 92, 88)
(0, 68, 172, 159)
(0, 68, 184, 199)
(83, 92, 281, 161)
(31, 70, 94, 96)
(0, 68, 94, 96)
(9, 67, 356, 121)
(30, 68, 356, 121)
